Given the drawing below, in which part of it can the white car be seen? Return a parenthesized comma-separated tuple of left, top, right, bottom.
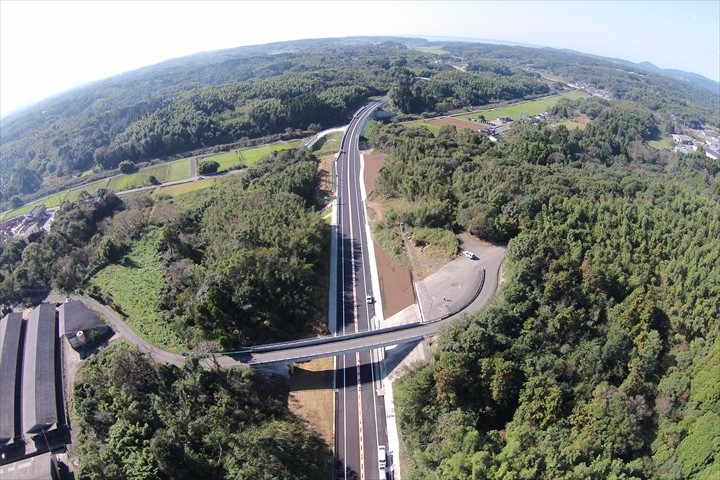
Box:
(463, 251, 476, 259)
(366, 295, 374, 304)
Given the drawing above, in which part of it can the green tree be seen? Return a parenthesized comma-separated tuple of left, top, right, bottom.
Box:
(197, 160, 220, 175)
(119, 160, 138, 174)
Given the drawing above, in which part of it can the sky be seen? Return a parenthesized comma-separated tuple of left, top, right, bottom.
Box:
(1, 0, 719, 118)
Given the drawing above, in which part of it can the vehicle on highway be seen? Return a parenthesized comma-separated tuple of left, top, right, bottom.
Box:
(463, 250, 476, 259)
(378, 445, 387, 478)
(366, 294, 374, 304)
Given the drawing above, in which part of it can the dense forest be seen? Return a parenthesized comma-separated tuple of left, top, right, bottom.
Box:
(364, 98, 720, 478)
(73, 342, 331, 479)
(0, 148, 329, 349)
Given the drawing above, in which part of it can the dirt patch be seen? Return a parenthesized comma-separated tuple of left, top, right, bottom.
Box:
(363, 152, 384, 198)
(407, 241, 450, 279)
(363, 152, 415, 319)
(288, 357, 335, 448)
(426, 116, 490, 132)
(316, 154, 335, 206)
(374, 240, 415, 318)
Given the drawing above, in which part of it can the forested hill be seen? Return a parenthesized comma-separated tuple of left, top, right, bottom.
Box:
(1, 36, 718, 209)
(366, 107, 720, 477)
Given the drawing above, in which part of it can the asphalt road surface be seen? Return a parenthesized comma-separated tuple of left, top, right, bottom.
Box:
(334, 99, 388, 480)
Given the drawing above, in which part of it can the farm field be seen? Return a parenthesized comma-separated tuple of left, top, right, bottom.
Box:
(88, 227, 185, 352)
(0, 193, 66, 221)
(107, 158, 192, 190)
(201, 140, 303, 171)
(64, 178, 111, 202)
(402, 116, 489, 134)
(414, 46, 449, 55)
(202, 151, 242, 172)
(239, 140, 303, 166)
(402, 120, 443, 134)
(553, 114, 591, 131)
(151, 177, 218, 197)
(454, 90, 591, 122)
(2, 138, 302, 221)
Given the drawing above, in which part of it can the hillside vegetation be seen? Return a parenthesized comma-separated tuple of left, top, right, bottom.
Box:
(3, 37, 716, 211)
(73, 342, 331, 479)
(1, 36, 719, 478)
(365, 100, 720, 478)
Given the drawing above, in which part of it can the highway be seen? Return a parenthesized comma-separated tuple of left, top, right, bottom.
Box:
(334, 98, 388, 480)
(42, 98, 505, 480)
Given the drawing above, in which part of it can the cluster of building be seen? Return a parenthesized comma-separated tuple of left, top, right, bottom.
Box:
(671, 131, 720, 159)
(566, 81, 611, 100)
(0, 301, 111, 479)
(469, 112, 550, 142)
(0, 206, 56, 243)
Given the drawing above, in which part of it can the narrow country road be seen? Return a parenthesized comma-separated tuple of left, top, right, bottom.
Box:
(46, 294, 185, 366)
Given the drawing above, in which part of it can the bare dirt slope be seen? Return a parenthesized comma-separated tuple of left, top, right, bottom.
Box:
(363, 152, 415, 318)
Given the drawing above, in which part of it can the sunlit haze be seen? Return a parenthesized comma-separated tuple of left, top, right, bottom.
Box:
(1, 0, 718, 118)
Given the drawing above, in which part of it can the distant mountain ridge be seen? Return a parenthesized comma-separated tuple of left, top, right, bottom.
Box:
(556, 48, 719, 93)
(633, 60, 719, 93)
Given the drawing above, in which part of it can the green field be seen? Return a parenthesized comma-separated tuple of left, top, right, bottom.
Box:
(89, 227, 185, 352)
(201, 140, 303, 171)
(401, 120, 443, 134)
(454, 90, 591, 122)
(415, 46, 449, 55)
(535, 71, 567, 83)
(0, 192, 68, 221)
(648, 135, 673, 150)
(64, 179, 112, 202)
(239, 140, 303, 166)
(311, 132, 344, 157)
(555, 118, 590, 131)
(107, 159, 192, 190)
(2, 140, 297, 222)
(201, 151, 243, 172)
(151, 177, 217, 197)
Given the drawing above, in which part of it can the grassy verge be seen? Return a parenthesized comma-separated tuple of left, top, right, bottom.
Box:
(88, 227, 185, 352)
(311, 132, 344, 157)
(454, 90, 590, 121)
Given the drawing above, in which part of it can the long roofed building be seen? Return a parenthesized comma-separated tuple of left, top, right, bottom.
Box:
(22, 304, 58, 436)
(0, 313, 23, 446)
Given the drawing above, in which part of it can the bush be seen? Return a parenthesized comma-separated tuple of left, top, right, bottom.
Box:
(198, 160, 220, 175)
(118, 160, 138, 174)
(9, 195, 23, 208)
